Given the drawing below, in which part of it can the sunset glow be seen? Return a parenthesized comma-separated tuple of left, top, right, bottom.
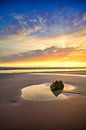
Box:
(0, 0, 86, 67)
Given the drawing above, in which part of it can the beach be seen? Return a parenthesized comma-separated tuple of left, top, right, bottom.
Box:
(0, 72, 86, 130)
(0, 0, 86, 129)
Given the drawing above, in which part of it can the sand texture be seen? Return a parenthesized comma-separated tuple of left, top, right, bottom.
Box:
(0, 73, 86, 130)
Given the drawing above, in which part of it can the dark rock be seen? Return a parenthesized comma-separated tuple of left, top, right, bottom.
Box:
(50, 80, 64, 97)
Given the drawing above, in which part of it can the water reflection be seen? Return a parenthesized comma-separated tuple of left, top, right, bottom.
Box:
(0, 68, 86, 74)
(21, 83, 76, 101)
(51, 90, 62, 97)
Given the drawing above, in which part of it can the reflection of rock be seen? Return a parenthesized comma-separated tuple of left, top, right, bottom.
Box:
(50, 80, 64, 97)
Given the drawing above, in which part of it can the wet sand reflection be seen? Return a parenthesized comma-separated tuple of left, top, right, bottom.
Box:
(21, 83, 76, 101)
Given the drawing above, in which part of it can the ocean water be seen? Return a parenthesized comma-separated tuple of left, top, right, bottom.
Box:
(0, 68, 86, 74)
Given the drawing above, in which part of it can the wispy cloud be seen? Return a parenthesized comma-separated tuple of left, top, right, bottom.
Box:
(0, 45, 86, 63)
(0, 7, 86, 65)
(0, 8, 86, 38)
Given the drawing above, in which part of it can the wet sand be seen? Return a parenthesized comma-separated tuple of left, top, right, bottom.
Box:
(21, 83, 77, 101)
(0, 73, 86, 130)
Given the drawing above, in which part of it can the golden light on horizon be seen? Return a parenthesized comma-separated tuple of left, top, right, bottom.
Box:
(0, 61, 86, 67)
(0, 26, 86, 67)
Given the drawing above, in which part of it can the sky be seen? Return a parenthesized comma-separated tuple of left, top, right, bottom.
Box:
(0, 0, 86, 67)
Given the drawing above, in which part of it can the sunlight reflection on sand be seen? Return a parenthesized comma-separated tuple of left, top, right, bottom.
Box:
(21, 83, 76, 101)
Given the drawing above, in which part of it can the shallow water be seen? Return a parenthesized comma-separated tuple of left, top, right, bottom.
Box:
(33, 73, 86, 77)
(21, 83, 81, 101)
(0, 68, 86, 74)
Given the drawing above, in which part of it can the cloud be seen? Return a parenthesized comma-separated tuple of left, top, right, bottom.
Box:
(0, 7, 86, 64)
(0, 7, 86, 39)
(0, 19, 23, 37)
(0, 24, 86, 60)
(0, 44, 86, 64)
(0, 46, 80, 62)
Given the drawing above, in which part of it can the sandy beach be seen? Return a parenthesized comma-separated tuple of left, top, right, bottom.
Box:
(0, 73, 86, 130)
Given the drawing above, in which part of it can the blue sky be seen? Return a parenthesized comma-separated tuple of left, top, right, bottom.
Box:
(0, 0, 86, 67)
(0, 0, 86, 37)
(0, 0, 86, 14)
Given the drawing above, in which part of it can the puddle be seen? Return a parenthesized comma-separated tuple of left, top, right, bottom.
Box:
(21, 83, 76, 101)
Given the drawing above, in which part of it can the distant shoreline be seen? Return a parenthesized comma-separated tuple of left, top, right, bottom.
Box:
(0, 66, 86, 70)
(0, 70, 86, 75)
